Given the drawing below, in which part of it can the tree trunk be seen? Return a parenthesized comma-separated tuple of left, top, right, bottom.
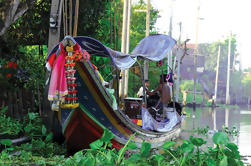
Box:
(0, 0, 36, 36)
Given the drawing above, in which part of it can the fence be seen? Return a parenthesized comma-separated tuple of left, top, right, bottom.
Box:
(0, 89, 41, 119)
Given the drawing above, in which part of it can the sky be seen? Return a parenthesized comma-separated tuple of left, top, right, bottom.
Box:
(137, 0, 251, 69)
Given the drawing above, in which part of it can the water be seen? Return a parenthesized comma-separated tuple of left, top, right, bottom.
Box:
(180, 106, 251, 164)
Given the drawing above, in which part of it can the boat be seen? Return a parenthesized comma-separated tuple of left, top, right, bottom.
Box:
(46, 35, 182, 154)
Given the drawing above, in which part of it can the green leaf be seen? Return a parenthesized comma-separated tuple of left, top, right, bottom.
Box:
(162, 141, 176, 150)
(45, 132, 53, 142)
(219, 156, 228, 166)
(153, 154, 164, 163)
(83, 157, 95, 166)
(96, 57, 100, 61)
(206, 158, 217, 166)
(41, 125, 47, 135)
(28, 112, 37, 120)
(6, 147, 14, 151)
(73, 151, 84, 162)
(128, 142, 137, 150)
(90, 139, 103, 150)
(100, 128, 114, 143)
(108, 143, 113, 148)
(24, 124, 32, 133)
(224, 143, 240, 159)
(140, 141, 151, 157)
(0, 106, 8, 113)
(128, 153, 141, 162)
(0, 139, 12, 146)
(189, 136, 206, 147)
(181, 142, 194, 153)
(213, 132, 229, 145)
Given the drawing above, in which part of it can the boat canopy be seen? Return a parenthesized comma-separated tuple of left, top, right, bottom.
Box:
(47, 34, 176, 70)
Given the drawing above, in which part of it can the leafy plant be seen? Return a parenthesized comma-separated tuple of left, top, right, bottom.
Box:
(0, 106, 23, 135)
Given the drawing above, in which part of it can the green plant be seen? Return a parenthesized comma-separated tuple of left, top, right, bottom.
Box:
(222, 125, 239, 137)
(193, 125, 210, 137)
(64, 129, 138, 166)
(0, 106, 23, 135)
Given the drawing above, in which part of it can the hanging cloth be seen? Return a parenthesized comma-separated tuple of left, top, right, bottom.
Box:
(48, 42, 68, 103)
(166, 73, 174, 86)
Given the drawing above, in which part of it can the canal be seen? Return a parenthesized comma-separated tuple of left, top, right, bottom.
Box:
(180, 105, 251, 164)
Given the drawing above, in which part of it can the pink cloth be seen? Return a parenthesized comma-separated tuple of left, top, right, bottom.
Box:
(48, 43, 68, 102)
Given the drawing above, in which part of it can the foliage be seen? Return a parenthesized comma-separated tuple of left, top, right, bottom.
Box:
(0, 111, 246, 165)
(179, 80, 203, 92)
(199, 36, 237, 72)
(130, 0, 159, 52)
(241, 71, 251, 97)
(179, 80, 204, 103)
(17, 45, 47, 90)
(0, 106, 66, 166)
(0, 106, 22, 135)
(59, 129, 244, 166)
(197, 36, 239, 101)
(222, 125, 239, 137)
(3, 0, 50, 45)
(0, 106, 52, 138)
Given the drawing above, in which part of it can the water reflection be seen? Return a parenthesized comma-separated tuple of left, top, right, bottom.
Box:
(181, 106, 251, 161)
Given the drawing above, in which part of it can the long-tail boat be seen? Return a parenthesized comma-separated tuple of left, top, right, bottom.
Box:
(46, 35, 182, 154)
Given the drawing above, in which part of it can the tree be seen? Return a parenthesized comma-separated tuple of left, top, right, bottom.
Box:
(241, 72, 251, 98)
(0, 0, 35, 36)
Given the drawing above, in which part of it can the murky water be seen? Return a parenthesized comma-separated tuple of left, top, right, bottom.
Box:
(180, 105, 251, 163)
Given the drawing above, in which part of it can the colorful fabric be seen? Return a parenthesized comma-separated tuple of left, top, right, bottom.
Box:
(166, 73, 174, 86)
(48, 42, 68, 103)
(46, 40, 91, 111)
(141, 107, 181, 132)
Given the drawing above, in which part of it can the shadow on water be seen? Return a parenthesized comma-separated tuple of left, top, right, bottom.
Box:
(180, 105, 251, 163)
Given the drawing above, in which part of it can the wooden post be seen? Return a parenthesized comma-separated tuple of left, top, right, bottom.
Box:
(143, 0, 150, 80)
(225, 108, 229, 127)
(73, 0, 79, 36)
(69, 0, 73, 36)
(193, 5, 200, 107)
(214, 45, 221, 104)
(48, 0, 63, 52)
(44, 0, 63, 136)
(124, 0, 131, 98)
(175, 22, 182, 102)
(119, 0, 131, 100)
(226, 33, 231, 105)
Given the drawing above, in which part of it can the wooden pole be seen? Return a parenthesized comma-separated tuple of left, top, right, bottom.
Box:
(226, 33, 231, 104)
(143, 0, 150, 80)
(214, 45, 221, 104)
(65, 0, 68, 36)
(73, 0, 79, 36)
(119, 0, 130, 100)
(110, 2, 113, 47)
(45, 0, 64, 136)
(175, 22, 182, 102)
(69, 0, 73, 36)
(124, 0, 131, 98)
(193, 5, 200, 107)
(48, 0, 63, 52)
(168, 0, 173, 74)
(113, 0, 117, 50)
